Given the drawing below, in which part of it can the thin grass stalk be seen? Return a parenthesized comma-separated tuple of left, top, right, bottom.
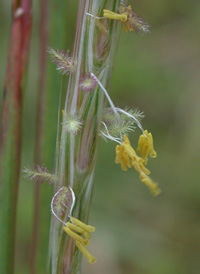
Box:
(0, 0, 32, 273)
(36, 1, 72, 272)
(30, 0, 49, 273)
(48, 0, 121, 273)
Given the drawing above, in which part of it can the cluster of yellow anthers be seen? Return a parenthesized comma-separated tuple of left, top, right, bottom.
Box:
(137, 130, 157, 165)
(115, 130, 161, 196)
(63, 217, 96, 264)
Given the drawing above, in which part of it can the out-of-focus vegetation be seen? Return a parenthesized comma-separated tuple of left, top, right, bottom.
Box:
(1, 0, 200, 273)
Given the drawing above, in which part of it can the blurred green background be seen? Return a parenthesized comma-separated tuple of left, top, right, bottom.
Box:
(1, 0, 200, 273)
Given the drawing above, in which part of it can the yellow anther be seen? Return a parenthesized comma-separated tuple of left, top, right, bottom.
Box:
(103, 9, 128, 22)
(132, 160, 150, 175)
(84, 239, 90, 246)
(71, 217, 95, 233)
(76, 241, 97, 264)
(83, 231, 91, 240)
(63, 226, 89, 246)
(66, 222, 85, 234)
(137, 130, 157, 165)
(140, 173, 161, 196)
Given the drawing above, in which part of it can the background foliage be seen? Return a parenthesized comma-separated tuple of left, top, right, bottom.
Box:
(1, 0, 200, 273)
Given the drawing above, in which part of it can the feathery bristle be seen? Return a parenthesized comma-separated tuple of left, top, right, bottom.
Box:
(48, 47, 75, 75)
(52, 187, 73, 216)
(23, 164, 57, 184)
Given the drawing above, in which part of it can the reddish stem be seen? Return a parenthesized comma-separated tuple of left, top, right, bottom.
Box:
(0, 0, 32, 272)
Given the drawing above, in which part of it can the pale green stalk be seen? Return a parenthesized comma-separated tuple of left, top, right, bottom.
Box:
(35, 1, 72, 273)
(48, 0, 122, 273)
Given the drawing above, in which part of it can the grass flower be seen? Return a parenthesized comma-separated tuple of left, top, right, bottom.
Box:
(103, 5, 150, 33)
(102, 107, 145, 138)
(103, 108, 144, 124)
(88, 74, 145, 138)
(79, 73, 98, 93)
(51, 187, 96, 264)
(119, 6, 150, 33)
(51, 187, 73, 216)
(101, 119, 135, 139)
(62, 114, 83, 134)
(91, 77, 160, 195)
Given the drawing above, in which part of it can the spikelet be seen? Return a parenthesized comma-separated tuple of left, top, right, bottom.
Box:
(51, 187, 73, 216)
